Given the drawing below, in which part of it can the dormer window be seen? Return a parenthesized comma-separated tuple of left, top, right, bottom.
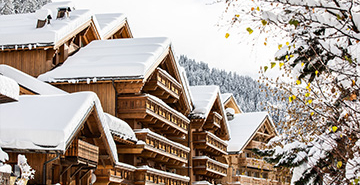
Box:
(57, 7, 71, 19)
(35, 9, 52, 28)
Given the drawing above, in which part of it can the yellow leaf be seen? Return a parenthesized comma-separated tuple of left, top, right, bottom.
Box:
(278, 44, 282, 50)
(271, 62, 276, 69)
(286, 42, 289, 46)
(315, 70, 319, 76)
(279, 62, 284, 68)
(289, 96, 293, 103)
(246, 27, 253, 34)
(225, 33, 230, 38)
(332, 126, 338, 132)
(264, 42, 267, 46)
(290, 55, 294, 58)
(256, 7, 260, 11)
(264, 66, 268, 72)
(286, 55, 289, 61)
(261, 20, 267, 26)
(301, 62, 305, 66)
(337, 161, 342, 168)
(311, 112, 314, 116)
(305, 93, 310, 97)
(235, 14, 240, 17)
(296, 80, 301, 85)
(251, 7, 255, 11)
(308, 99, 312, 104)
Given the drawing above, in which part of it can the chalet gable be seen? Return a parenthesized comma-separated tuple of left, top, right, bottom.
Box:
(189, 85, 230, 140)
(95, 13, 133, 39)
(221, 93, 242, 114)
(38, 37, 192, 115)
(0, 92, 117, 166)
(227, 112, 278, 154)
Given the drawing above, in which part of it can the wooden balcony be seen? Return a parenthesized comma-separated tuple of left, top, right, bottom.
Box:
(64, 139, 99, 166)
(203, 112, 222, 130)
(118, 95, 190, 137)
(110, 163, 136, 184)
(135, 166, 189, 185)
(193, 131, 227, 156)
(238, 158, 274, 171)
(246, 140, 264, 149)
(234, 175, 290, 185)
(143, 68, 182, 103)
(96, 162, 136, 185)
(193, 156, 228, 178)
(118, 129, 189, 167)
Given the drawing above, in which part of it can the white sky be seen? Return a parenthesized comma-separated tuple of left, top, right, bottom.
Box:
(68, 0, 279, 78)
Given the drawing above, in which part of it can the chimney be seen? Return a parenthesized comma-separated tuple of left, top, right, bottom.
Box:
(35, 9, 52, 28)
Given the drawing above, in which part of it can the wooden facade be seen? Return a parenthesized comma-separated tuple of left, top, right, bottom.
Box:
(0, 19, 100, 77)
(189, 92, 229, 185)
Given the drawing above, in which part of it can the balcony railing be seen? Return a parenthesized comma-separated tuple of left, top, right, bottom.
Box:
(143, 68, 182, 102)
(203, 112, 222, 130)
(193, 131, 227, 155)
(135, 129, 189, 166)
(246, 140, 264, 149)
(65, 139, 99, 165)
(135, 166, 189, 185)
(118, 94, 190, 137)
(109, 162, 136, 184)
(238, 158, 274, 171)
(234, 175, 290, 185)
(193, 156, 228, 178)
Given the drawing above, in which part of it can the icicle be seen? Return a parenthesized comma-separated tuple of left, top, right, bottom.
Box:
(92, 77, 97, 83)
(15, 45, 18, 50)
(33, 45, 36, 49)
(22, 45, 25, 49)
(86, 78, 91, 84)
(1, 46, 4, 51)
(28, 44, 32, 50)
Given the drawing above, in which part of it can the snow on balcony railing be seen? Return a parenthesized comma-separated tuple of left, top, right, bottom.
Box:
(137, 165, 190, 183)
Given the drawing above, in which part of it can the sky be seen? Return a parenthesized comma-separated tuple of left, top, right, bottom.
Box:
(68, 0, 279, 78)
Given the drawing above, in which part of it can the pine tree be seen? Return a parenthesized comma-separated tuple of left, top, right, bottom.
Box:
(0, 0, 14, 15)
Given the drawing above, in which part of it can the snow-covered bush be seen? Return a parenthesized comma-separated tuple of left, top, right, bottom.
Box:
(0, 147, 11, 174)
(16, 154, 35, 185)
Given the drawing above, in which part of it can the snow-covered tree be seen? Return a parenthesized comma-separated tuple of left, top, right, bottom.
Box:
(0, 0, 51, 15)
(0, 0, 15, 15)
(223, 0, 360, 184)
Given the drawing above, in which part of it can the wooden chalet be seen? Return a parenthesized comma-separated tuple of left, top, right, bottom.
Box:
(221, 96, 290, 185)
(38, 37, 193, 185)
(0, 91, 119, 185)
(188, 86, 230, 185)
(0, 2, 132, 78)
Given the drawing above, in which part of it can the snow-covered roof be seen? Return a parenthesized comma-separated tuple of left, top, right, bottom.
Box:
(189, 85, 219, 119)
(220, 93, 232, 104)
(106, 113, 137, 142)
(221, 93, 243, 113)
(227, 112, 273, 152)
(0, 75, 19, 101)
(0, 65, 67, 95)
(94, 13, 128, 39)
(179, 67, 193, 111)
(38, 37, 171, 83)
(0, 1, 92, 48)
(0, 91, 118, 163)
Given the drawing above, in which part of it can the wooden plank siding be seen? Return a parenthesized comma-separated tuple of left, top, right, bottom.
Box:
(0, 49, 52, 77)
(55, 83, 116, 116)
